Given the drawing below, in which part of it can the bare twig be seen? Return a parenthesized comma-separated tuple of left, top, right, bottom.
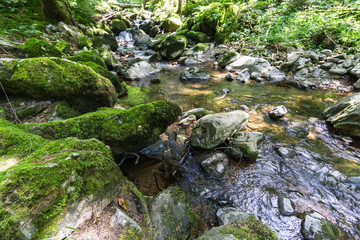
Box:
(0, 80, 21, 123)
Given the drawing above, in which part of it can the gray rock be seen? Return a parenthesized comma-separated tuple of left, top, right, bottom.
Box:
(134, 34, 150, 46)
(341, 60, 353, 68)
(157, 34, 187, 59)
(235, 69, 251, 83)
(0, 38, 23, 57)
(350, 63, 360, 78)
(278, 197, 295, 216)
(294, 68, 310, 79)
(184, 58, 198, 66)
(150, 187, 195, 240)
(287, 51, 302, 63)
(190, 110, 249, 149)
(322, 93, 360, 137)
(149, 25, 160, 38)
(45, 24, 58, 34)
(224, 73, 235, 81)
(355, 79, 360, 90)
(334, 53, 347, 59)
(268, 105, 288, 119)
(226, 132, 263, 161)
(226, 56, 286, 82)
(180, 67, 210, 82)
(110, 208, 142, 233)
(354, 53, 360, 60)
(162, 16, 183, 32)
(217, 207, 255, 225)
(327, 57, 340, 63)
(320, 62, 333, 69)
(123, 60, 160, 80)
(196, 226, 237, 240)
(320, 49, 332, 56)
(201, 152, 229, 177)
(301, 212, 339, 240)
(304, 51, 319, 62)
(182, 108, 214, 119)
(329, 67, 347, 75)
(275, 147, 295, 158)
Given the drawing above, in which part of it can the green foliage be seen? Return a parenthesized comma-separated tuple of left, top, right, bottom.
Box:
(23, 38, 63, 57)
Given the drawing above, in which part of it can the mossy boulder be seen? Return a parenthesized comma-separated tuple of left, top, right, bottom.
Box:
(111, 19, 127, 35)
(217, 50, 240, 67)
(301, 212, 339, 240)
(67, 51, 106, 68)
(0, 107, 6, 120)
(58, 22, 91, 49)
(93, 33, 118, 51)
(0, 58, 117, 111)
(156, 35, 187, 59)
(98, 49, 117, 70)
(150, 187, 196, 240)
(20, 101, 181, 154)
(54, 41, 73, 55)
(193, 43, 207, 52)
(0, 120, 122, 239)
(49, 101, 81, 121)
(162, 16, 183, 32)
(117, 85, 150, 108)
(196, 216, 278, 240)
(39, 0, 76, 25)
(186, 31, 208, 43)
(23, 38, 63, 58)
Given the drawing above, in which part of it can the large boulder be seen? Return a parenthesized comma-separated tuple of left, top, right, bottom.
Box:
(0, 58, 117, 111)
(150, 187, 196, 240)
(350, 63, 360, 78)
(200, 152, 229, 177)
(123, 60, 160, 81)
(67, 50, 106, 68)
(217, 50, 240, 68)
(301, 212, 339, 240)
(0, 119, 122, 240)
(156, 34, 187, 59)
(226, 56, 286, 82)
(322, 93, 360, 137)
(93, 33, 118, 51)
(19, 101, 181, 154)
(190, 110, 249, 149)
(162, 16, 183, 32)
(110, 19, 127, 35)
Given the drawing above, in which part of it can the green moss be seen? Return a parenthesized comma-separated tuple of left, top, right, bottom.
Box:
(98, 49, 117, 69)
(0, 136, 121, 239)
(319, 220, 339, 240)
(67, 51, 106, 68)
(53, 101, 81, 119)
(0, 119, 45, 158)
(217, 50, 239, 67)
(0, 107, 6, 119)
(78, 61, 123, 95)
(111, 19, 127, 35)
(193, 43, 207, 52)
(54, 41, 73, 55)
(23, 38, 63, 58)
(19, 101, 181, 154)
(222, 217, 278, 240)
(186, 31, 208, 43)
(2, 58, 117, 111)
(156, 34, 187, 59)
(92, 34, 118, 52)
(117, 85, 150, 108)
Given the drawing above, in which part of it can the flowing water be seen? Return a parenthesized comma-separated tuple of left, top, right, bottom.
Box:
(117, 29, 360, 239)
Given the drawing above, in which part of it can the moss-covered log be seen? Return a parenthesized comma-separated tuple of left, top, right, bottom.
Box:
(20, 101, 182, 154)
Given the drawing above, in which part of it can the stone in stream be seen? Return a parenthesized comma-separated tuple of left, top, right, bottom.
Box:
(123, 60, 160, 80)
(226, 56, 286, 82)
(110, 19, 127, 35)
(182, 108, 214, 119)
(278, 197, 295, 216)
(150, 187, 196, 240)
(58, 22, 91, 49)
(180, 67, 210, 82)
(190, 110, 249, 149)
(134, 34, 150, 46)
(322, 93, 360, 137)
(217, 207, 255, 225)
(196, 214, 278, 240)
(200, 152, 229, 177)
(225, 131, 263, 161)
(217, 50, 240, 67)
(162, 16, 183, 32)
(224, 73, 235, 81)
(156, 34, 187, 59)
(268, 105, 288, 120)
(301, 212, 339, 240)
(275, 147, 295, 158)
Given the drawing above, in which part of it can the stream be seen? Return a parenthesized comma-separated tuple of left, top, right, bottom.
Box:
(117, 27, 360, 239)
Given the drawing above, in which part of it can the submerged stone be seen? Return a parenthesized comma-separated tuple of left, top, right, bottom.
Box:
(278, 197, 295, 216)
(268, 105, 288, 119)
(123, 60, 160, 81)
(217, 207, 255, 225)
(200, 152, 229, 177)
(190, 110, 249, 149)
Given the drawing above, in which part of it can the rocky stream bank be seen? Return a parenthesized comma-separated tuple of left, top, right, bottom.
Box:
(0, 6, 360, 240)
